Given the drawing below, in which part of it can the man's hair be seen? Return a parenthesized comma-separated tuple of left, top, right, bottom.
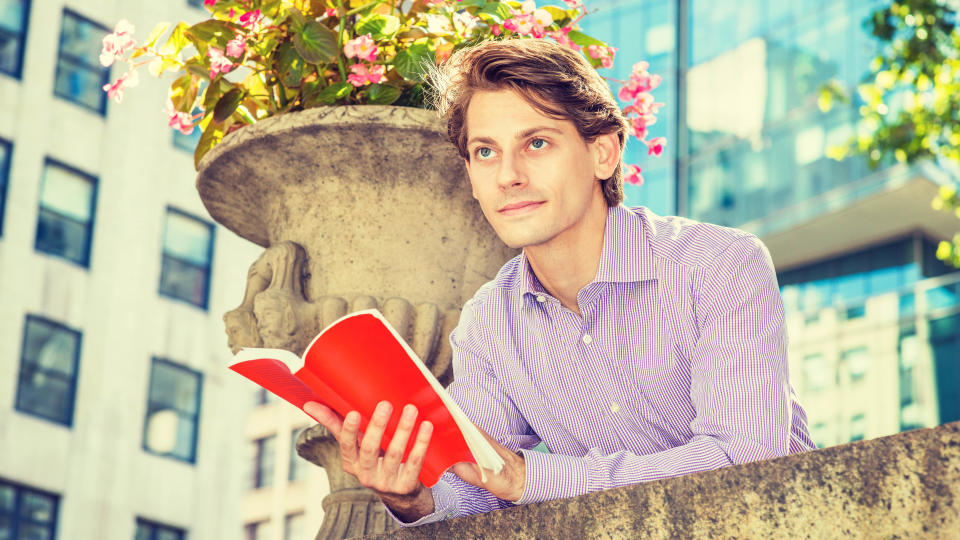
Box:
(428, 38, 629, 207)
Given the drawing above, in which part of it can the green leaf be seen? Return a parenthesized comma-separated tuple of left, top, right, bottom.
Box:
(160, 22, 191, 56)
(477, 2, 511, 24)
(214, 87, 245, 122)
(356, 13, 400, 40)
(169, 74, 194, 111)
(366, 83, 401, 105)
(542, 6, 567, 23)
(311, 81, 353, 105)
(145, 22, 171, 48)
(293, 20, 338, 64)
(566, 30, 607, 48)
(277, 41, 307, 87)
(203, 78, 231, 111)
(393, 43, 433, 81)
(456, 0, 486, 7)
(185, 20, 237, 50)
(194, 119, 225, 170)
(288, 6, 308, 33)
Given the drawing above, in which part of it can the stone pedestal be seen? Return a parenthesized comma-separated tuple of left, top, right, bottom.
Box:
(196, 106, 518, 539)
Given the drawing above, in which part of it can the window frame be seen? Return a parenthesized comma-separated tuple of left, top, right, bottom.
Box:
(135, 517, 187, 540)
(158, 206, 215, 310)
(14, 314, 82, 427)
(0, 477, 60, 540)
(0, 0, 31, 79)
(252, 434, 276, 489)
(0, 137, 11, 237)
(34, 158, 99, 267)
(53, 8, 110, 115)
(141, 357, 204, 464)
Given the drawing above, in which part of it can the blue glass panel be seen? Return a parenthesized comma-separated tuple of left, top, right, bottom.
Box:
(59, 11, 106, 68)
(926, 285, 959, 312)
(0, 0, 26, 33)
(163, 211, 212, 266)
(899, 292, 915, 317)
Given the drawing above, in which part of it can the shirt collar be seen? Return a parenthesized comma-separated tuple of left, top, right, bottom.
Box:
(513, 204, 657, 299)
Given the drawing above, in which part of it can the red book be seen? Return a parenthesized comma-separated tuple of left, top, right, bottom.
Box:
(229, 309, 503, 487)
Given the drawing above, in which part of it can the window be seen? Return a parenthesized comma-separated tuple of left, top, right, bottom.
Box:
(250, 435, 276, 489)
(0, 0, 30, 78)
(35, 159, 97, 266)
(143, 358, 202, 463)
(135, 518, 186, 540)
(15, 315, 81, 426)
(283, 513, 304, 540)
(159, 208, 214, 309)
(187, 0, 206, 9)
(256, 387, 279, 406)
(289, 429, 308, 482)
(245, 520, 272, 540)
(0, 137, 10, 236)
(842, 346, 868, 382)
(54, 9, 110, 113)
(172, 125, 202, 153)
(849, 413, 866, 442)
(0, 478, 59, 539)
(803, 353, 830, 392)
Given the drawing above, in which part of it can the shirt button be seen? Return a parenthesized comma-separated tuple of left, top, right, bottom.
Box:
(611, 402, 620, 413)
(582, 334, 593, 345)
(536, 295, 546, 303)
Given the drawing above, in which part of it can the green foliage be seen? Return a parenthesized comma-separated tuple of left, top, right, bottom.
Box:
(819, 0, 960, 267)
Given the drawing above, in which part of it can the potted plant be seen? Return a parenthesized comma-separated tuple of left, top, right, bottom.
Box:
(103, 1, 666, 537)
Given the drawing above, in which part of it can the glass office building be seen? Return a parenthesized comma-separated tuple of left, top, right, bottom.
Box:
(581, 0, 960, 446)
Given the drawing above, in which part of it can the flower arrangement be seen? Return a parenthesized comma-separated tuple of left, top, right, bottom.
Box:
(101, 0, 665, 181)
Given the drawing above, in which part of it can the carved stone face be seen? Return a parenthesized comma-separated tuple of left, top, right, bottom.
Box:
(224, 308, 261, 354)
(253, 289, 299, 350)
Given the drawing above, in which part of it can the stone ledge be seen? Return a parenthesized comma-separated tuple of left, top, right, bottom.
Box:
(366, 422, 960, 539)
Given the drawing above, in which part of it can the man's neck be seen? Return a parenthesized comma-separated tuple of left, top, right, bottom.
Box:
(525, 199, 609, 317)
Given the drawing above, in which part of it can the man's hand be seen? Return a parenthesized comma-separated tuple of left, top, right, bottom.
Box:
(451, 424, 526, 503)
(303, 400, 435, 522)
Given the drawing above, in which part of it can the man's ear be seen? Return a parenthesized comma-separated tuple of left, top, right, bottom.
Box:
(591, 132, 621, 180)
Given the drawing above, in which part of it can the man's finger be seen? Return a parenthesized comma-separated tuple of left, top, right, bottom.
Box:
(382, 404, 418, 481)
(339, 410, 362, 465)
(357, 401, 392, 471)
(303, 401, 343, 440)
(398, 420, 433, 488)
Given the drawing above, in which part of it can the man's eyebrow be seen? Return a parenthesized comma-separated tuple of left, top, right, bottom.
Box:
(466, 126, 564, 147)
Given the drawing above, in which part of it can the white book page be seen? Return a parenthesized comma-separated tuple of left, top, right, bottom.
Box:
(231, 347, 304, 372)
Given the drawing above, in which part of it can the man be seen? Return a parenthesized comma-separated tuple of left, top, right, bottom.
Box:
(304, 38, 816, 526)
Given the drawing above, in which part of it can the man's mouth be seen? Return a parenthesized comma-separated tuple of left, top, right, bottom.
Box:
(498, 201, 545, 215)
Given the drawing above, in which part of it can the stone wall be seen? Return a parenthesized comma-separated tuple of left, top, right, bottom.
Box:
(368, 421, 960, 539)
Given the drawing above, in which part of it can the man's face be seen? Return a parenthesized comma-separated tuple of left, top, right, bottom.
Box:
(463, 89, 609, 250)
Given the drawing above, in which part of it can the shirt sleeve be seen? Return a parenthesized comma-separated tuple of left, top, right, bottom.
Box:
(514, 235, 799, 505)
(386, 296, 542, 526)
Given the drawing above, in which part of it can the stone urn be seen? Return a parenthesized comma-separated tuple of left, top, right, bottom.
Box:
(196, 106, 517, 539)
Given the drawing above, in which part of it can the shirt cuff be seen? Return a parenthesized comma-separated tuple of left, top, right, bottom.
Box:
(383, 479, 459, 527)
(513, 448, 591, 505)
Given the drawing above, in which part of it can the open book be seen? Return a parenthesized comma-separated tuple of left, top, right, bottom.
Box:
(230, 309, 504, 487)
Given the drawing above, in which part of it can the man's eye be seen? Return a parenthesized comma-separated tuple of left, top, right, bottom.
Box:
(530, 138, 548, 150)
(476, 147, 494, 159)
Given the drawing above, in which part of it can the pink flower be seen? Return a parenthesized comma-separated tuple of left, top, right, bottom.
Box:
(587, 44, 616, 69)
(102, 68, 139, 103)
(629, 116, 648, 140)
(346, 63, 385, 87)
(504, 15, 534, 36)
(624, 164, 644, 186)
(325, 8, 337, 17)
(646, 136, 666, 157)
(204, 0, 216, 6)
(520, 0, 537, 13)
(562, 0, 585, 9)
(547, 27, 580, 51)
(239, 9, 263, 31)
(165, 107, 195, 135)
(99, 19, 136, 67)
(491, 24, 502, 36)
(207, 47, 233, 78)
(344, 34, 378, 62)
(225, 35, 246, 58)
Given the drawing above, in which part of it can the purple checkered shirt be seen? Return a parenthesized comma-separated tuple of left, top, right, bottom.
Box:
(392, 204, 815, 526)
